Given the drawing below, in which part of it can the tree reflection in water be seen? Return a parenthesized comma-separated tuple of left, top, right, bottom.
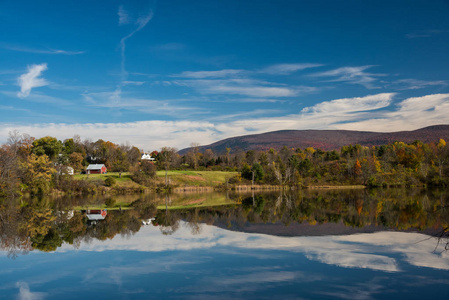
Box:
(158, 194, 180, 235)
(0, 188, 448, 256)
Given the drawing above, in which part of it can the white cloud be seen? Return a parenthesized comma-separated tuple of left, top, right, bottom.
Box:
(177, 63, 323, 78)
(17, 64, 48, 98)
(336, 93, 449, 132)
(176, 69, 245, 79)
(0, 120, 220, 151)
(122, 81, 145, 86)
(175, 63, 322, 80)
(260, 63, 323, 75)
(1, 93, 448, 150)
(0, 44, 84, 55)
(301, 93, 395, 114)
(392, 78, 449, 90)
(209, 85, 299, 97)
(55, 222, 449, 272)
(225, 97, 284, 103)
(16, 282, 46, 300)
(171, 63, 323, 99)
(81, 91, 202, 117)
(310, 65, 386, 89)
(2, 91, 72, 106)
(213, 109, 285, 121)
(174, 79, 316, 98)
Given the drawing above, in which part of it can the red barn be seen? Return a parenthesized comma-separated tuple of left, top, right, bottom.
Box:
(86, 164, 107, 174)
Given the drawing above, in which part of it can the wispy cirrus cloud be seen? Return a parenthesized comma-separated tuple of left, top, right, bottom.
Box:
(259, 63, 323, 75)
(119, 8, 153, 78)
(213, 109, 285, 121)
(176, 69, 245, 79)
(206, 84, 302, 97)
(310, 65, 386, 89)
(115, 3, 154, 102)
(302, 93, 395, 114)
(122, 81, 145, 86)
(17, 63, 48, 98)
(3, 90, 72, 106)
(1, 43, 84, 55)
(391, 78, 449, 90)
(82, 91, 203, 118)
(173, 79, 316, 97)
(176, 63, 322, 78)
(172, 63, 322, 98)
(225, 97, 285, 103)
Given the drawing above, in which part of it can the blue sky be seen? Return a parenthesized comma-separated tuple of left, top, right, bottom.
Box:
(1, 0, 449, 150)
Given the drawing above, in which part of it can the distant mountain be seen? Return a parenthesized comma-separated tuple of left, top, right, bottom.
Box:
(179, 125, 449, 154)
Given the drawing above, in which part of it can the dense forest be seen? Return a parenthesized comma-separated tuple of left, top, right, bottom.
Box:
(1, 131, 449, 197)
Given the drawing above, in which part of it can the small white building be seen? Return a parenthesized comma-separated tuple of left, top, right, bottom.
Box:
(141, 153, 155, 161)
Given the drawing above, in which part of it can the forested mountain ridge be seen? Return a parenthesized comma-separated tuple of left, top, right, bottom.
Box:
(180, 125, 449, 154)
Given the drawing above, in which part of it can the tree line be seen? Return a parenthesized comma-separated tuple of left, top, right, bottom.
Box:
(1, 188, 447, 256)
(1, 130, 449, 197)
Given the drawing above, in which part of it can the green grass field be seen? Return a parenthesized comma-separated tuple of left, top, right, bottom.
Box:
(156, 170, 237, 187)
(72, 170, 238, 190)
(73, 172, 133, 182)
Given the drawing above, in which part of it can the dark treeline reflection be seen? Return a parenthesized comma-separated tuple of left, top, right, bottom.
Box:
(1, 188, 448, 257)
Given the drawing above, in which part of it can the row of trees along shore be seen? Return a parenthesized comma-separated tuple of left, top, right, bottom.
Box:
(1, 131, 449, 197)
(1, 189, 448, 255)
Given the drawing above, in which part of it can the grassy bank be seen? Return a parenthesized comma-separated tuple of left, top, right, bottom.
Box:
(71, 170, 368, 195)
(74, 170, 237, 187)
(156, 170, 238, 187)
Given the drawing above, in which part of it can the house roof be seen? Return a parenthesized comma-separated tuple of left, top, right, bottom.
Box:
(86, 164, 106, 170)
(85, 209, 107, 220)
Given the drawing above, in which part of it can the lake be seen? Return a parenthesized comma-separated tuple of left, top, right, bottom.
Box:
(1, 188, 448, 299)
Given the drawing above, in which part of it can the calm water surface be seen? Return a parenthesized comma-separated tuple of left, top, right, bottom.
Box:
(1, 189, 448, 299)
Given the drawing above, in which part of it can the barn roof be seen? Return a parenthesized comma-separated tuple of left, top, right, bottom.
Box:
(86, 164, 106, 170)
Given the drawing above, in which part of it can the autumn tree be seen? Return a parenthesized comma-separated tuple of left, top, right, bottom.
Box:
(31, 136, 63, 160)
(127, 146, 141, 166)
(159, 147, 178, 186)
(69, 152, 84, 172)
(187, 143, 200, 169)
(0, 145, 20, 197)
(20, 154, 56, 194)
(436, 139, 447, 179)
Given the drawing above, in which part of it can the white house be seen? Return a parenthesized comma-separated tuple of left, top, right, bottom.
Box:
(141, 153, 155, 161)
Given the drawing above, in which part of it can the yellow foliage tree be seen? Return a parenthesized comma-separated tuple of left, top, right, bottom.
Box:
(21, 154, 56, 194)
(354, 159, 362, 176)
